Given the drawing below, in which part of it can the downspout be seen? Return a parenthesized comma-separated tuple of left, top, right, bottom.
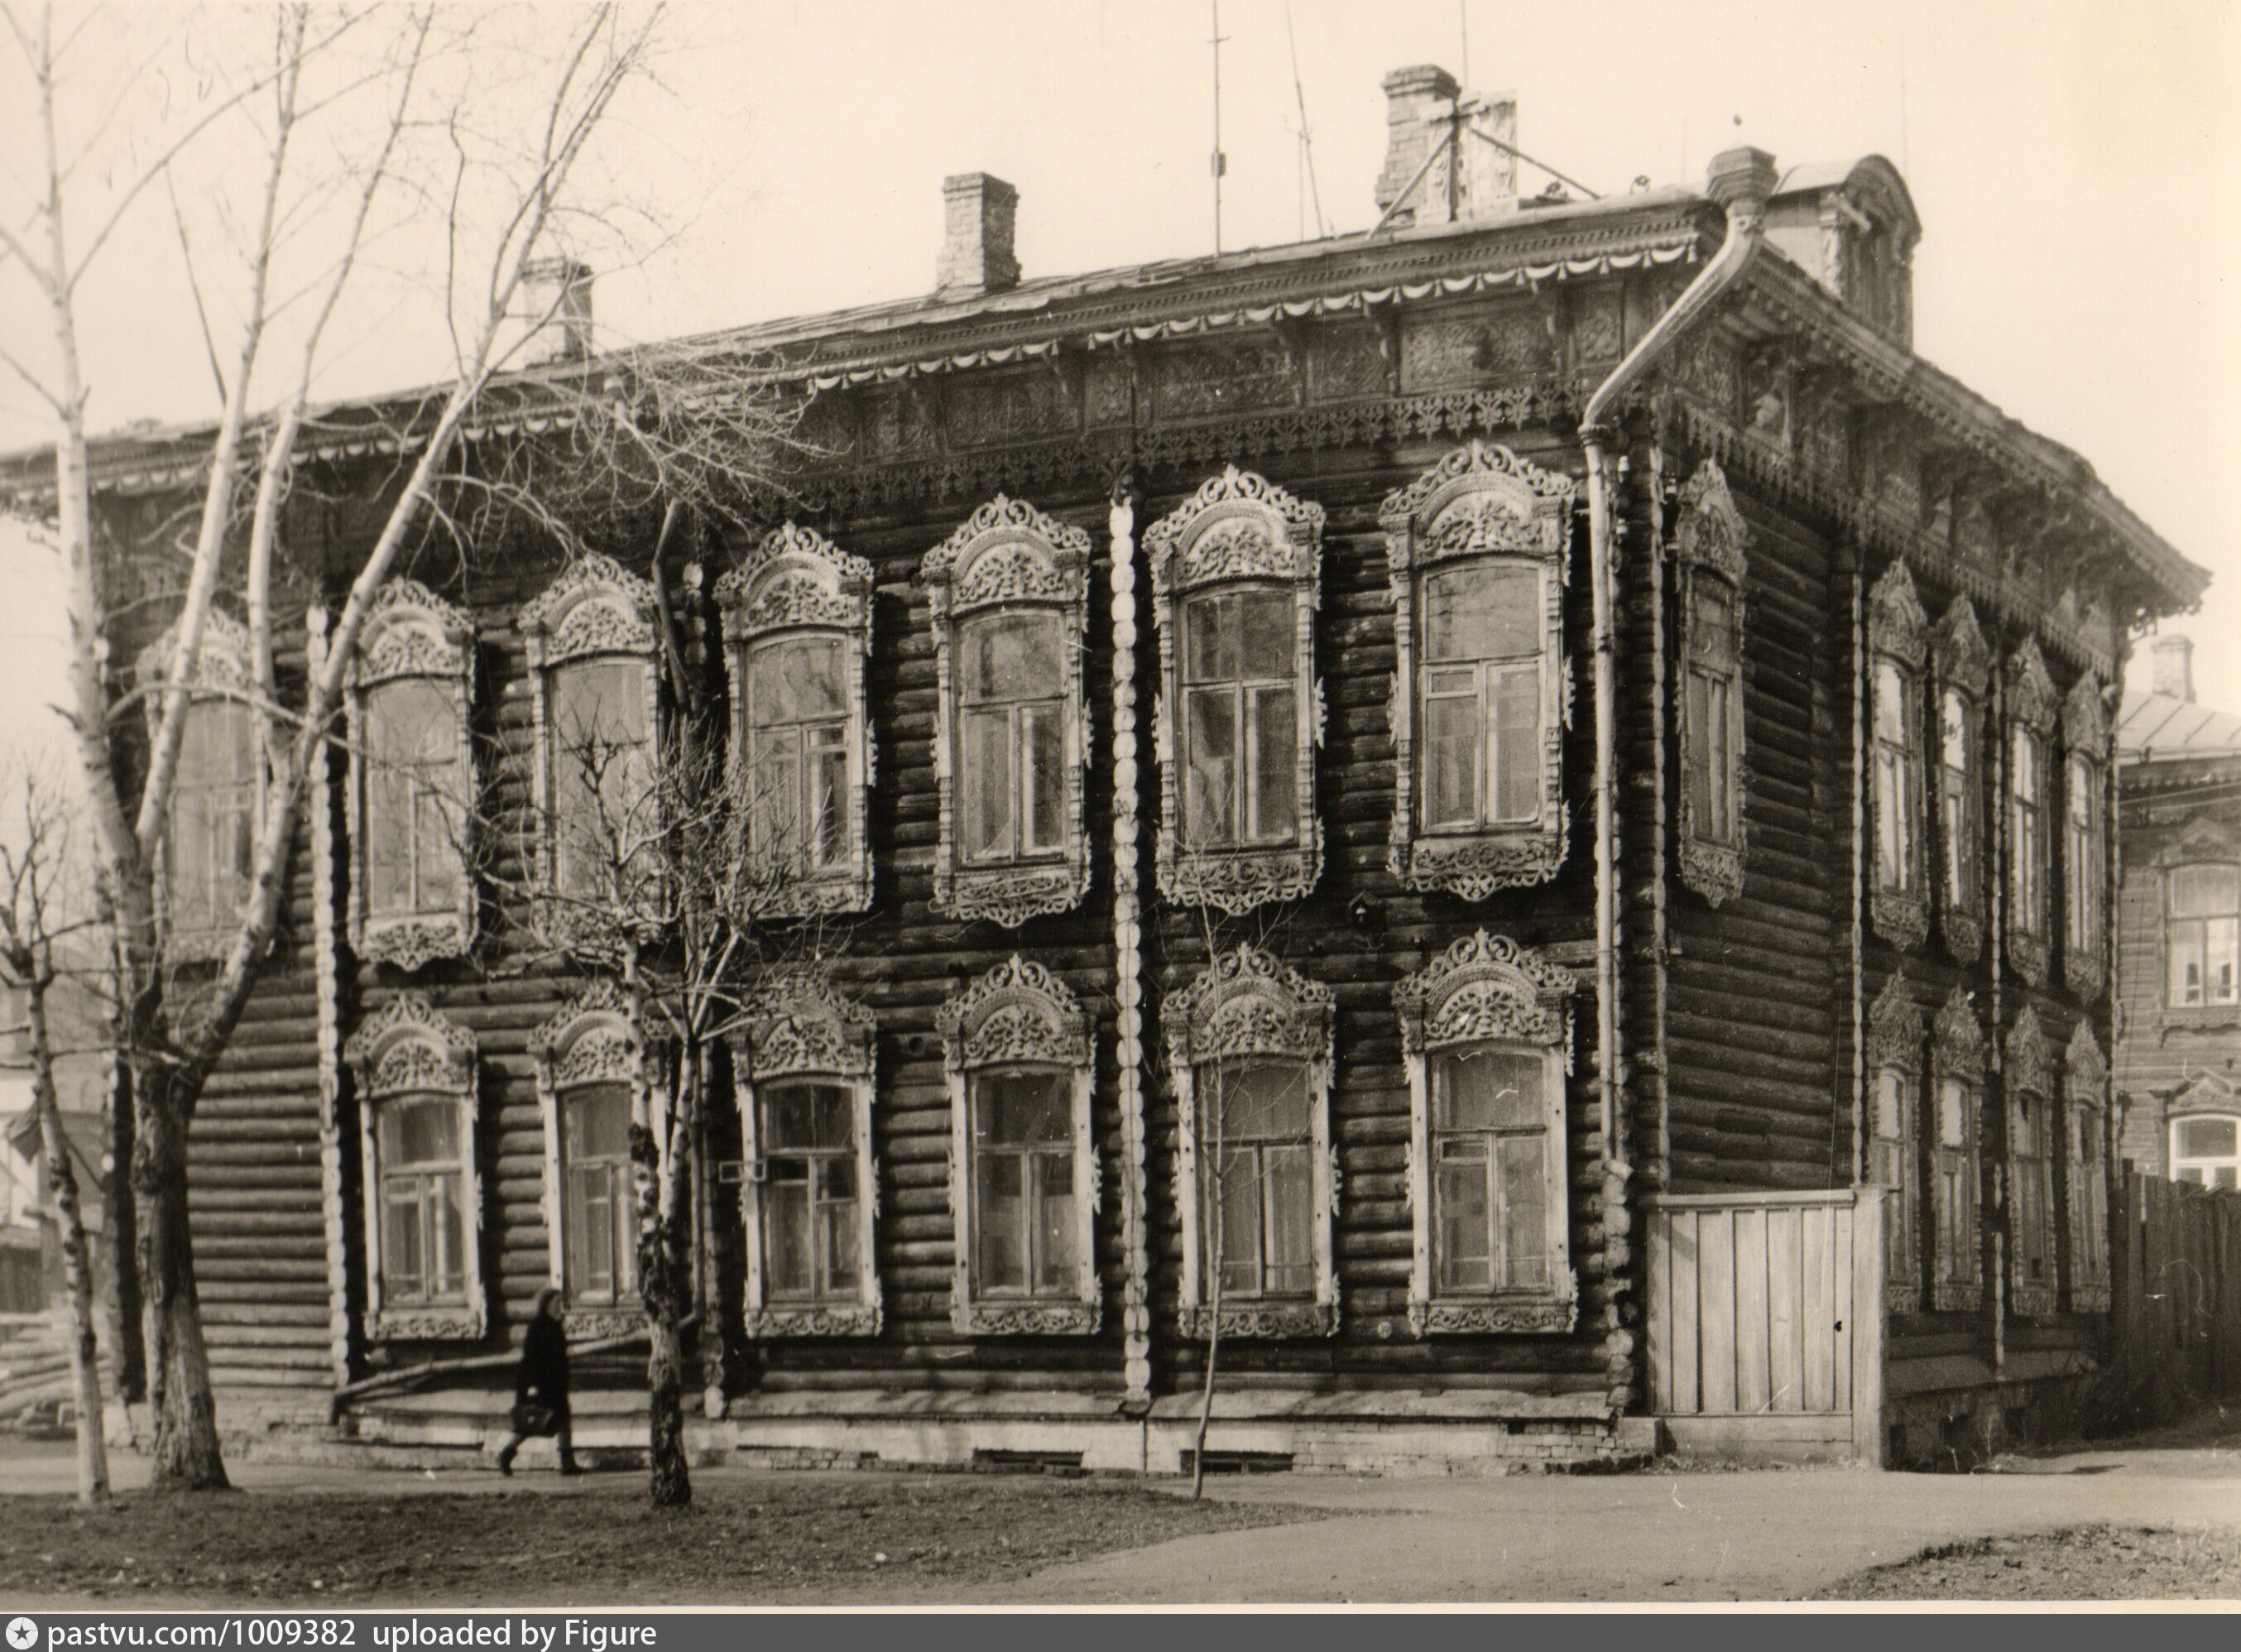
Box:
(1576, 144, 1773, 1412)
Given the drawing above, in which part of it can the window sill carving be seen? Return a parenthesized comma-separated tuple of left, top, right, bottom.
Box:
(1679, 839, 1745, 910)
(2070, 1285, 2111, 1315)
(564, 1308, 645, 1340)
(1158, 838, 1322, 915)
(1871, 886, 1930, 952)
(1942, 907, 1984, 966)
(365, 1308, 484, 1342)
(2009, 1285, 2056, 1318)
(1394, 822, 1569, 901)
(1408, 1289, 1576, 1337)
(2008, 929, 2049, 988)
(2062, 945, 2107, 1002)
(358, 916, 476, 975)
(955, 1299, 1099, 1337)
(1883, 1280, 1921, 1314)
(746, 1304, 881, 1339)
(946, 862, 1089, 929)
(1931, 1280, 1981, 1313)
(1178, 1302, 1334, 1340)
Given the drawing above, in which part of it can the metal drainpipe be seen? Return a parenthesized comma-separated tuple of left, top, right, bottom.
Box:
(1578, 146, 1774, 1169)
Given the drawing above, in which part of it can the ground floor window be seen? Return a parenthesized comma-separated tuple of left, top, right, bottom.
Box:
(562, 1083, 636, 1304)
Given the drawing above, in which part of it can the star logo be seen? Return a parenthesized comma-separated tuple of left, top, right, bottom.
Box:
(7, 1616, 37, 1650)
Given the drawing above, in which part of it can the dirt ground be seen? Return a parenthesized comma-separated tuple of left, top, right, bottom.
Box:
(0, 1471, 1313, 1607)
(1807, 1524, 2241, 1602)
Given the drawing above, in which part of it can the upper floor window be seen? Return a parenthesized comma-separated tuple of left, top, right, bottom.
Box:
(1866, 974, 1925, 1312)
(136, 609, 262, 962)
(2172, 1115, 2241, 1189)
(1147, 468, 1324, 915)
(2005, 1009, 2056, 1318)
(2167, 864, 2241, 1007)
(1393, 930, 1578, 1335)
(1165, 946, 1336, 1337)
(717, 525, 875, 920)
(343, 994, 484, 1342)
(2064, 1022, 2111, 1312)
(1867, 562, 1929, 948)
(1932, 598, 1990, 963)
(529, 978, 660, 1337)
(2005, 641, 2058, 987)
(1673, 459, 1749, 906)
(1380, 443, 1574, 901)
(347, 582, 477, 972)
(1930, 986, 1984, 1313)
(939, 957, 1098, 1334)
(731, 971, 881, 1337)
(2062, 675, 2109, 1000)
(922, 497, 1093, 927)
(521, 556, 665, 948)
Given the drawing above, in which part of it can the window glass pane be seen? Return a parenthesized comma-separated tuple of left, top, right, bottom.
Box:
(749, 637, 845, 723)
(1435, 1049, 1542, 1133)
(1248, 684, 1296, 840)
(1214, 1147, 1261, 1294)
(1037, 1151, 1077, 1292)
(1423, 691, 1479, 830)
(977, 1150, 1025, 1291)
(1941, 691, 1970, 772)
(1183, 593, 1236, 683)
(962, 613, 1062, 703)
(808, 731, 848, 868)
(822, 1186, 858, 1294)
(1425, 564, 1537, 663)
(1262, 1143, 1314, 1294)
(384, 1097, 455, 1167)
(382, 1191, 423, 1294)
(978, 1072, 1070, 1145)
(1435, 1145, 1490, 1292)
(962, 708, 1012, 858)
(765, 1167, 809, 1295)
(566, 1085, 632, 1162)
(1024, 703, 1064, 853)
(2011, 729, 2037, 797)
(2178, 1117, 2239, 1160)
(2214, 920, 2241, 1005)
(2173, 865, 2241, 919)
(1214, 1062, 1310, 1142)
(1491, 665, 1540, 823)
(1686, 673, 1714, 830)
(1692, 585, 1735, 670)
(1498, 1134, 1549, 1288)
(1939, 1079, 1969, 1149)
(1236, 590, 1294, 680)
(1874, 661, 1908, 744)
(1184, 687, 1237, 844)
(1874, 1070, 1906, 1142)
(765, 1082, 852, 1151)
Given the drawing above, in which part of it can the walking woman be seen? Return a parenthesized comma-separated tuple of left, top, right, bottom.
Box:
(496, 1287, 580, 1475)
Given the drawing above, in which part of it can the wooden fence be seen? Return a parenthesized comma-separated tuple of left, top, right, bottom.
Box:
(2107, 1172, 2241, 1429)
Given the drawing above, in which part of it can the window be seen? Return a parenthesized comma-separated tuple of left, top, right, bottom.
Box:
(2004, 1010, 2056, 1317)
(2005, 641, 2058, 986)
(1393, 929, 1577, 1334)
(1166, 946, 1336, 1337)
(1866, 561, 1929, 948)
(2167, 866, 2240, 1009)
(343, 994, 484, 1341)
(938, 957, 1097, 1333)
(136, 609, 263, 961)
(2172, 1116, 2241, 1189)
(923, 497, 1093, 926)
(717, 524, 875, 919)
(530, 979, 658, 1337)
(1931, 598, 1990, 962)
(523, 556, 665, 948)
(1148, 468, 1325, 914)
(2065, 1023, 2110, 1312)
(1867, 975, 1925, 1311)
(1930, 987, 1984, 1312)
(1672, 459, 1750, 906)
(2061, 674, 2109, 998)
(1380, 443, 1574, 900)
(732, 971, 880, 1337)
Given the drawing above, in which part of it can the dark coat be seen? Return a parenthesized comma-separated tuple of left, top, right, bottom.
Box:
(516, 1313, 570, 1403)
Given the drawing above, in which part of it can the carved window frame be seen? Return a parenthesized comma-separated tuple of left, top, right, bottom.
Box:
(2004, 1007, 2057, 1318)
(529, 977, 664, 1338)
(521, 555, 666, 953)
(715, 524, 876, 920)
(1672, 459, 1749, 906)
(923, 497, 1095, 926)
(938, 957, 1098, 1334)
(1867, 563, 1929, 948)
(2061, 673, 2109, 1001)
(345, 581, 477, 972)
(1164, 946, 1337, 1337)
(1380, 443, 1575, 900)
(1866, 973, 1925, 1313)
(1931, 598, 1991, 963)
(730, 971, 881, 1337)
(1930, 986, 1984, 1313)
(2004, 640, 2059, 987)
(1391, 930, 1578, 1335)
(1147, 468, 1325, 915)
(2062, 1021, 2111, 1313)
(135, 608, 266, 963)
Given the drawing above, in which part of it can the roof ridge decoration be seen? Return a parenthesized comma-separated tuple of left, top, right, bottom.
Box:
(734, 968, 877, 1080)
(1869, 560, 1930, 671)
(1932, 595, 1992, 697)
(937, 955, 1090, 1073)
(1164, 944, 1336, 1069)
(1866, 972, 1924, 1068)
(2007, 636, 2059, 735)
(521, 552, 660, 670)
(1391, 930, 1577, 1060)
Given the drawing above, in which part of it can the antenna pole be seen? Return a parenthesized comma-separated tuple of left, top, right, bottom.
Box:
(1459, 0, 1470, 86)
(1284, 1, 1325, 238)
(1210, 0, 1228, 254)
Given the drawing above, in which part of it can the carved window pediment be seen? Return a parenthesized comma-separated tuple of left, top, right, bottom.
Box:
(1868, 562, 1929, 950)
(1165, 947, 1337, 1337)
(1393, 932, 1579, 1335)
(731, 971, 881, 1338)
(137, 607, 266, 963)
(717, 525, 876, 921)
(346, 582, 477, 972)
(924, 497, 1095, 927)
(939, 958, 1099, 1335)
(1148, 468, 1325, 915)
(1383, 443, 1575, 901)
(1933, 598, 1989, 963)
(344, 994, 485, 1342)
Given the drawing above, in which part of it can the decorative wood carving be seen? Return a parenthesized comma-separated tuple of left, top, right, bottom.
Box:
(1381, 443, 1575, 900)
(938, 958, 1098, 1335)
(1867, 972, 1925, 1312)
(1146, 468, 1325, 914)
(1931, 986, 1984, 1313)
(136, 607, 263, 964)
(1165, 947, 1338, 1337)
(1868, 562, 1930, 951)
(2061, 672, 2110, 1001)
(1933, 598, 1991, 963)
(1393, 932, 1580, 1335)
(2063, 1020, 2112, 1313)
(1107, 491, 1154, 1403)
(1673, 459, 1749, 907)
(716, 524, 876, 919)
(343, 994, 484, 1342)
(2004, 1006, 2058, 1316)
(2006, 640, 2058, 987)
(1866, 971, 1925, 1068)
(922, 497, 1095, 926)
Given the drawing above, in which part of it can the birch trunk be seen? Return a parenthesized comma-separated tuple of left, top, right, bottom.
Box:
(28, 968, 109, 1504)
(633, 1075, 691, 1508)
(132, 1067, 228, 1490)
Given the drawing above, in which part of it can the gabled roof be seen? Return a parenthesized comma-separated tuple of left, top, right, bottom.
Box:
(2119, 691, 2241, 764)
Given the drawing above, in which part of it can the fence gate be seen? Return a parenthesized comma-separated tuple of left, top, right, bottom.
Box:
(1644, 1189, 1885, 1465)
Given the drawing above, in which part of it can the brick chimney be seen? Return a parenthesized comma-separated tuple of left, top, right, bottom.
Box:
(1375, 66, 1519, 228)
(2152, 633, 2196, 703)
(938, 173, 1020, 298)
(520, 257, 593, 365)
(1705, 145, 1781, 230)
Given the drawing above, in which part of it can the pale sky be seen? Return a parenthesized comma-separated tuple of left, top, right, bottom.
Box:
(1, 0, 2236, 751)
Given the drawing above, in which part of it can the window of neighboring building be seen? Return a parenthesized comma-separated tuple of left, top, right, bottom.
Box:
(2172, 1116, 2241, 1189)
(137, 610, 263, 961)
(717, 525, 875, 920)
(1931, 598, 1991, 963)
(922, 499, 1094, 926)
(2167, 864, 2241, 1008)
(1867, 974, 1925, 1312)
(1149, 468, 1325, 915)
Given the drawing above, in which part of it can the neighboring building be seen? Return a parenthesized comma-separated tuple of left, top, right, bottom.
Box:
(2116, 634, 2241, 1189)
(0, 971, 115, 1316)
(0, 65, 2208, 1470)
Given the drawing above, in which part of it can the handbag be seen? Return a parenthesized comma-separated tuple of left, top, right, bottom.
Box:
(510, 1398, 559, 1438)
